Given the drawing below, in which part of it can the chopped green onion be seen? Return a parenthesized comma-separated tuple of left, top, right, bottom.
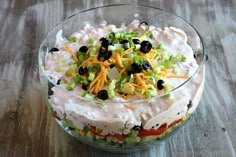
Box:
(78, 54, 85, 61)
(81, 91, 94, 100)
(129, 40, 134, 48)
(108, 32, 115, 41)
(93, 63, 101, 72)
(59, 80, 66, 84)
(68, 37, 76, 43)
(62, 119, 75, 128)
(65, 69, 73, 77)
(146, 31, 153, 38)
(88, 63, 101, 73)
(116, 74, 127, 89)
(77, 53, 89, 65)
(116, 47, 125, 53)
(89, 49, 97, 56)
(88, 72, 95, 81)
(87, 38, 94, 45)
(108, 80, 117, 98)
(67, 82, 76, 91)
(145, 89, 158, 97)
(131, 29, 139, 36)
(133, 55, 145, 65)
(123, 60, 129, 68)
(55, 67, 62, 72)
(115, 32, 121, 39)
(82, 80, 89, 86)
(157, 43, 163, 50)
(96, 99, 105, 107)
(73, 75, 83, 83)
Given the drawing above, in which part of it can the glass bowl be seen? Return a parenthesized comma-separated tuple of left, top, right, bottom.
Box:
(38, 4, 205, 152)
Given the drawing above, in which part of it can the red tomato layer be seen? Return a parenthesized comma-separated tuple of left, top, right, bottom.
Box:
(138, 119, 182, 136)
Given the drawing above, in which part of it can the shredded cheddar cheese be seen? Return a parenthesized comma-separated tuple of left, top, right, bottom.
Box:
(120, 47, 134, 57)
(166, 75, 189, 79)
(124, 104, 136, 111)
(63, 45, 79, 62)
(115, 51, 124, 68)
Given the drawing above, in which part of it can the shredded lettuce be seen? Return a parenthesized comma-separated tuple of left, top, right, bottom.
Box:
(116, 74, 128, 89)
(133, 55, 145, 65)
(121, 83, 135, 94)
(145, 89, 158, 97)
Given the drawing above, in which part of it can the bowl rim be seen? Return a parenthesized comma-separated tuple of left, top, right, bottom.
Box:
(38, 4, 206, 104)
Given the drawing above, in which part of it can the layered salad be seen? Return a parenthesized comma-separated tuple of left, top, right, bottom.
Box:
(43, 20, 205, 144)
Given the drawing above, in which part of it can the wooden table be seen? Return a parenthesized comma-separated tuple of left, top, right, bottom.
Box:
(0, 0, 236, 156)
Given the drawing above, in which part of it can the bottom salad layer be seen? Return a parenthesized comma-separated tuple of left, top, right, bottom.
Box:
(52, 112, 189, 144)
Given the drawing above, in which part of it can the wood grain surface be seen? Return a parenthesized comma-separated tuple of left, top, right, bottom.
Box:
(0, 0, 236, 157)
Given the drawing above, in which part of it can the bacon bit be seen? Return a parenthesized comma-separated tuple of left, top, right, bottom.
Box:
(63, 45, 79, 62)
(115, 51, 124, 68)
(124, 104, 136, 111)
(166, 75, 189, 79)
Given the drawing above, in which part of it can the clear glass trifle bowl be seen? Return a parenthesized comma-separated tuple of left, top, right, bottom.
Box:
(38, 4, 206, 152)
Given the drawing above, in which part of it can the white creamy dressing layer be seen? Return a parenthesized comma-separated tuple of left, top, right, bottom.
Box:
(45, 20, 205, 135)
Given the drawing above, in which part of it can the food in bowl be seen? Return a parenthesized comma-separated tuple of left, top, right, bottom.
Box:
(42, 19, 205, 147)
